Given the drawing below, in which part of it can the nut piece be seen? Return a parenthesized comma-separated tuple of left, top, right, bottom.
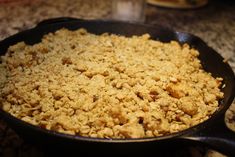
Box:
(166, 83, 186, 99)
(179, 98, 198, 116)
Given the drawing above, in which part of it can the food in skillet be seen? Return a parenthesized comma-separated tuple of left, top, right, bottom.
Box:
(0, 28, 223, 138)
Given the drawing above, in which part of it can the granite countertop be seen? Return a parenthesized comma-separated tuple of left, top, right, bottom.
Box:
(0, 0, 234, 157)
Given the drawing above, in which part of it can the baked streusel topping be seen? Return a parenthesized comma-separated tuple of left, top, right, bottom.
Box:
(0, 28, 223, 138)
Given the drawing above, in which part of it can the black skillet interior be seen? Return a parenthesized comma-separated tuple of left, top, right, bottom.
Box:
(0, 18, 235, 156)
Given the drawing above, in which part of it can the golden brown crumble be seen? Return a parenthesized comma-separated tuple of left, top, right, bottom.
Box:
(0, 28, 223, 138)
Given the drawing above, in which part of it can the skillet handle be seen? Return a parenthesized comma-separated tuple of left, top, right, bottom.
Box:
(36, 17, 83, 27)
(181, 113, 235, 157)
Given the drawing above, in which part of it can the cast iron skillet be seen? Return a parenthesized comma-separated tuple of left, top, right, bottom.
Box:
(0, 17, 235, 156)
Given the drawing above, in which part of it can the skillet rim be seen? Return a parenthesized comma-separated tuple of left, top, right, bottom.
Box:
(0, 19, 235, 143)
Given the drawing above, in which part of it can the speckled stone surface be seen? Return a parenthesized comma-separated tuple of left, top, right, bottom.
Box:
(0, 0, 234, 157)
